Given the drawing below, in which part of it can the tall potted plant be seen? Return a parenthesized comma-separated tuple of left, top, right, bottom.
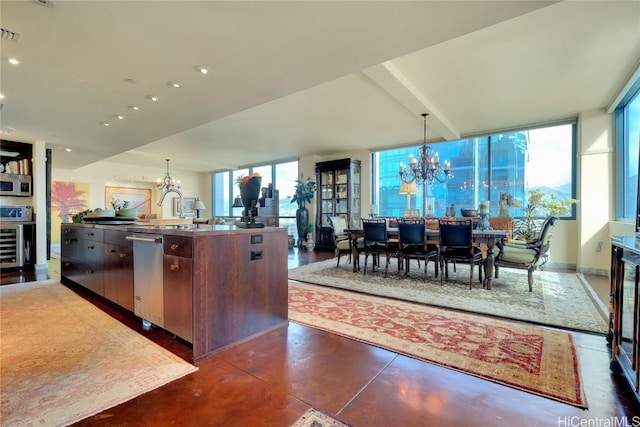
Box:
(290, 177, 316, 248)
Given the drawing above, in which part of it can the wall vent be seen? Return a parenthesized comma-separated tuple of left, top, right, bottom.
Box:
(1, 28, 22, 43)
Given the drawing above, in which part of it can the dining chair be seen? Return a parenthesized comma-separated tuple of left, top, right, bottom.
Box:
(438, 218, 483, 289)
(329, 215, 363, 269)
(362, 218, 396, 277)
(493, 216, 558, 291)
(397, 218, 438, 281)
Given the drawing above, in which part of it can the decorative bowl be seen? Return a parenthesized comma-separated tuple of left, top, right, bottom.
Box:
(461, 208, 478, 217)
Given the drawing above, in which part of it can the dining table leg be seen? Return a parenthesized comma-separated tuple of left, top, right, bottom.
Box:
(350, 235, 358, 272)
(484, 239, 496, 290)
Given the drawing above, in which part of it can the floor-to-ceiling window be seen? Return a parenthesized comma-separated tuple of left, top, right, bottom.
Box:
(373, 122, 576, 219)
(615, 78, 640, 221)
(212, 160, 299, 235)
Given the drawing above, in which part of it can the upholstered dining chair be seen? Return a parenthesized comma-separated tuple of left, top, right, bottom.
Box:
(397, 218, 438, 281)
(362, 218, 396, 277)
(493, 216, 558, 292)
(329, 215, 363, 269)
(438, 218, 483, 289)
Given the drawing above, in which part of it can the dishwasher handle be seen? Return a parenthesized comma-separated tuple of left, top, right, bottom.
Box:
(126, 235, 163, 243)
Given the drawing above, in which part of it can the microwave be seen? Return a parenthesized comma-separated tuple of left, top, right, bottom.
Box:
(0, 173, 32, 196)
(0, 205, 33, 222)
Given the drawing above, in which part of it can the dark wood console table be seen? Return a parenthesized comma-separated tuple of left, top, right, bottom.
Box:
(609, 236, 640, 402)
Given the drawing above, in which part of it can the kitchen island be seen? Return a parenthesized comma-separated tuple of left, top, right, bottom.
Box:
(61, 223, 288, 362)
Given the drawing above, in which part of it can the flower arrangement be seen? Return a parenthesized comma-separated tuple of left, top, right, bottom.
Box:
(290, 177, 316, 209)
(110, 199, 130, 211)
(514, 188, 578, 240)
(234, 172, 261, 189)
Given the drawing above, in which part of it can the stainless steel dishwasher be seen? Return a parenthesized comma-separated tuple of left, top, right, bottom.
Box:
(126, 234, 164, 328)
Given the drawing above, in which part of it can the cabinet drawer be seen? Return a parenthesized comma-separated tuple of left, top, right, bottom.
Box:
(164, 236, 192, 258)
(79, 228, 104, 242)
(104, 229, 132, 246)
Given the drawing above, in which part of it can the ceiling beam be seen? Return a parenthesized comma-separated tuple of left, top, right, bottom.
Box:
(363, 62, 460, 141)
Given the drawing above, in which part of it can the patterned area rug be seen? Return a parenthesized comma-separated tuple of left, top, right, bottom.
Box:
(288, 258, 608, 334)
(291, 408, 351, 427)
(288, 282, 587, 408)
(0, 280, 198, 426)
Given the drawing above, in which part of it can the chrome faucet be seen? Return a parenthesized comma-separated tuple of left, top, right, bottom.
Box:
(157, 188, 186, 218)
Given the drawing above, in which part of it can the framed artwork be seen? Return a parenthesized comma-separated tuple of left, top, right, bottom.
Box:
(174, 197, 195, 217)
(105, 186, 152, 216)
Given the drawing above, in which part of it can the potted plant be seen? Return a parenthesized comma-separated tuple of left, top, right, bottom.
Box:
(290, 177, 316, 248)
(514, 189, 578, 241)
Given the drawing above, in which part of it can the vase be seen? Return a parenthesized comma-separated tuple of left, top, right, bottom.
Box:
(240, 176, 262, 219)
(296, 205, 309, 248)
(305, 233, 315, 251)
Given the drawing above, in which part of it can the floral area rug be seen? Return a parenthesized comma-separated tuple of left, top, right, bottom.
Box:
(288, 282, 587, 408)
(288, 258, 608, 334)
(290, 408, 351, 427)
(0, 280, 198, 426)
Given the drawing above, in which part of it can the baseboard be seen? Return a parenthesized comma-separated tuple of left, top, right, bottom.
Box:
(576, 267, 608, 277)
(576, 273, 609, 322)
(34, 263, 48, 271)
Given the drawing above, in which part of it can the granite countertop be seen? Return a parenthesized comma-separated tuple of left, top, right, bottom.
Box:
(65, 222, 285, 237)
(610, 235, 640, 253)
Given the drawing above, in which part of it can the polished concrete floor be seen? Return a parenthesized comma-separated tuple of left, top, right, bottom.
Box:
(2, 251, 639, 426)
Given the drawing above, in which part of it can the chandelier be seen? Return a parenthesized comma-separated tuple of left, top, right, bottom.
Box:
(156, 159, 180, 191)
(399, 113, 453, 187)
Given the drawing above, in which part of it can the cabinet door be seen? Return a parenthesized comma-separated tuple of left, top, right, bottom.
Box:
(163, 255, 193, 343)
(103, 243, 134, 311)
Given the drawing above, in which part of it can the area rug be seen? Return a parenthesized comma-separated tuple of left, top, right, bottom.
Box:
(288, 282, 587, 408)
(0, 280, 198, 426)
(291, 408, 351, 427)
(288, 258, 608, 334)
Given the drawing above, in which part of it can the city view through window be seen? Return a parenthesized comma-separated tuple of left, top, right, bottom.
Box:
(374, 123, 576, 219)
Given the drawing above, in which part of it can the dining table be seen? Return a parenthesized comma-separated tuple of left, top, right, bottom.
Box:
(345, 227, 509, 290)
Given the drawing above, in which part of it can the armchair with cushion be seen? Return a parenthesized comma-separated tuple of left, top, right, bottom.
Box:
(493, 216, 558, 292)
(329, 216, 363, 269)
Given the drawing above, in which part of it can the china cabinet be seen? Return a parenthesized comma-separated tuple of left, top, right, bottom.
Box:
(608, 154, 640, 402)
(315, 158, 361, 251)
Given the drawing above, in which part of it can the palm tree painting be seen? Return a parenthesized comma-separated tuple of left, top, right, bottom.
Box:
(51, 181, 90, 242)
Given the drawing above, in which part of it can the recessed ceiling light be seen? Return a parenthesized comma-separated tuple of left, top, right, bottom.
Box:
(195, 65, 211, 75)
(64, 148, 72, 152)
(33, 0, 54, 8)
(0, 94, 4, 99)
(8, 58, 19, 65)
(129, 105, 140, 111)
(0, 127, 14, 134)
(114, 114, 124, 120)
(168, 81, 183, 88)
(146, 95, 160, 102)
(100, 122, 110, 127)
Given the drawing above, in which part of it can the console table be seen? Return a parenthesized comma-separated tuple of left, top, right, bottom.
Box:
(609, 236, 640, 402)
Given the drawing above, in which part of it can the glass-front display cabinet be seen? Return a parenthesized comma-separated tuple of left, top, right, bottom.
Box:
(315, 158, 361, 251)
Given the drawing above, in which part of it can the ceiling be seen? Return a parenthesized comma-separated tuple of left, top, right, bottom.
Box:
(1, 1, 638, 174)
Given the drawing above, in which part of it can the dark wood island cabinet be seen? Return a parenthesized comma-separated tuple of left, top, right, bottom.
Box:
(62, 223, 288, 362)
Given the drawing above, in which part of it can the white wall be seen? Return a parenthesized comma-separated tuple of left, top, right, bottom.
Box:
(52, 161, 210, 220)
(576, 109, 615, 275)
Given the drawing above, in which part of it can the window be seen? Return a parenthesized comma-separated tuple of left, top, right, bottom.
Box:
(373, 123, 576, 219)
(211, 160, 299, 234)
(615, 79, 640, 220)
